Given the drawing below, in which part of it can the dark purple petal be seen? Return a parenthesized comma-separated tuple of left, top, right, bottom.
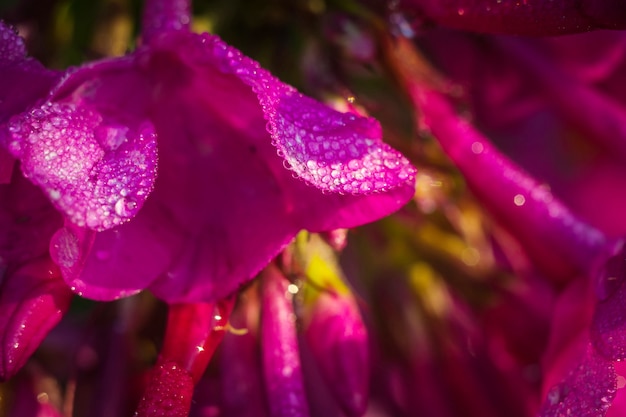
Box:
(494, 37, 626, 164)
(1, 168, 62, 272)
(401, 0, 626, 35)
(540, 344, 616, 417)
(580, 0, 626, 28)
(261, 265, 310, 417)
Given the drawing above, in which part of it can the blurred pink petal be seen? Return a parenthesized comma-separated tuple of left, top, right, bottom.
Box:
(410, 87, 614, 281)
(540, 344, 615, 417)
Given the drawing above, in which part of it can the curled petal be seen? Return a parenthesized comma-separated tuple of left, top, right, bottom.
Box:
(4, 102, 157, 231)
(268, 94, 415, 194)
(0, 258, 73, 380)
(261, 265, 310, 417)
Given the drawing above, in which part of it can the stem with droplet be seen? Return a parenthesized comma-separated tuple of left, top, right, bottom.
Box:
(160, 299, 234, 383)
(134, 299, 234, 417)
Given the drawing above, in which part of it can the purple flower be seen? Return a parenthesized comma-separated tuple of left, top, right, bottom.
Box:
(0, 0, 415, 303)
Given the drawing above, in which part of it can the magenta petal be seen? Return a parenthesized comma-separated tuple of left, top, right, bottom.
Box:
(261, 265, 310, 417)
(0, 22, 59, 124)
(0, 259, 73, 380)
(268, 93, 414, 194)
(50, 211, 178, 300)
(540, 344, 616, 417)
(5, 102, 157, 231)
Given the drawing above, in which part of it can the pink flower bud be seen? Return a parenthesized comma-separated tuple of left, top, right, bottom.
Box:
(0, 258, 73, 380)
(261, 264, 310, 417)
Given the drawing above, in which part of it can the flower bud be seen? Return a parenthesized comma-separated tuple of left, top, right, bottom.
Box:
(0, 258, 72, 380)
(261, 264, 310, 417)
